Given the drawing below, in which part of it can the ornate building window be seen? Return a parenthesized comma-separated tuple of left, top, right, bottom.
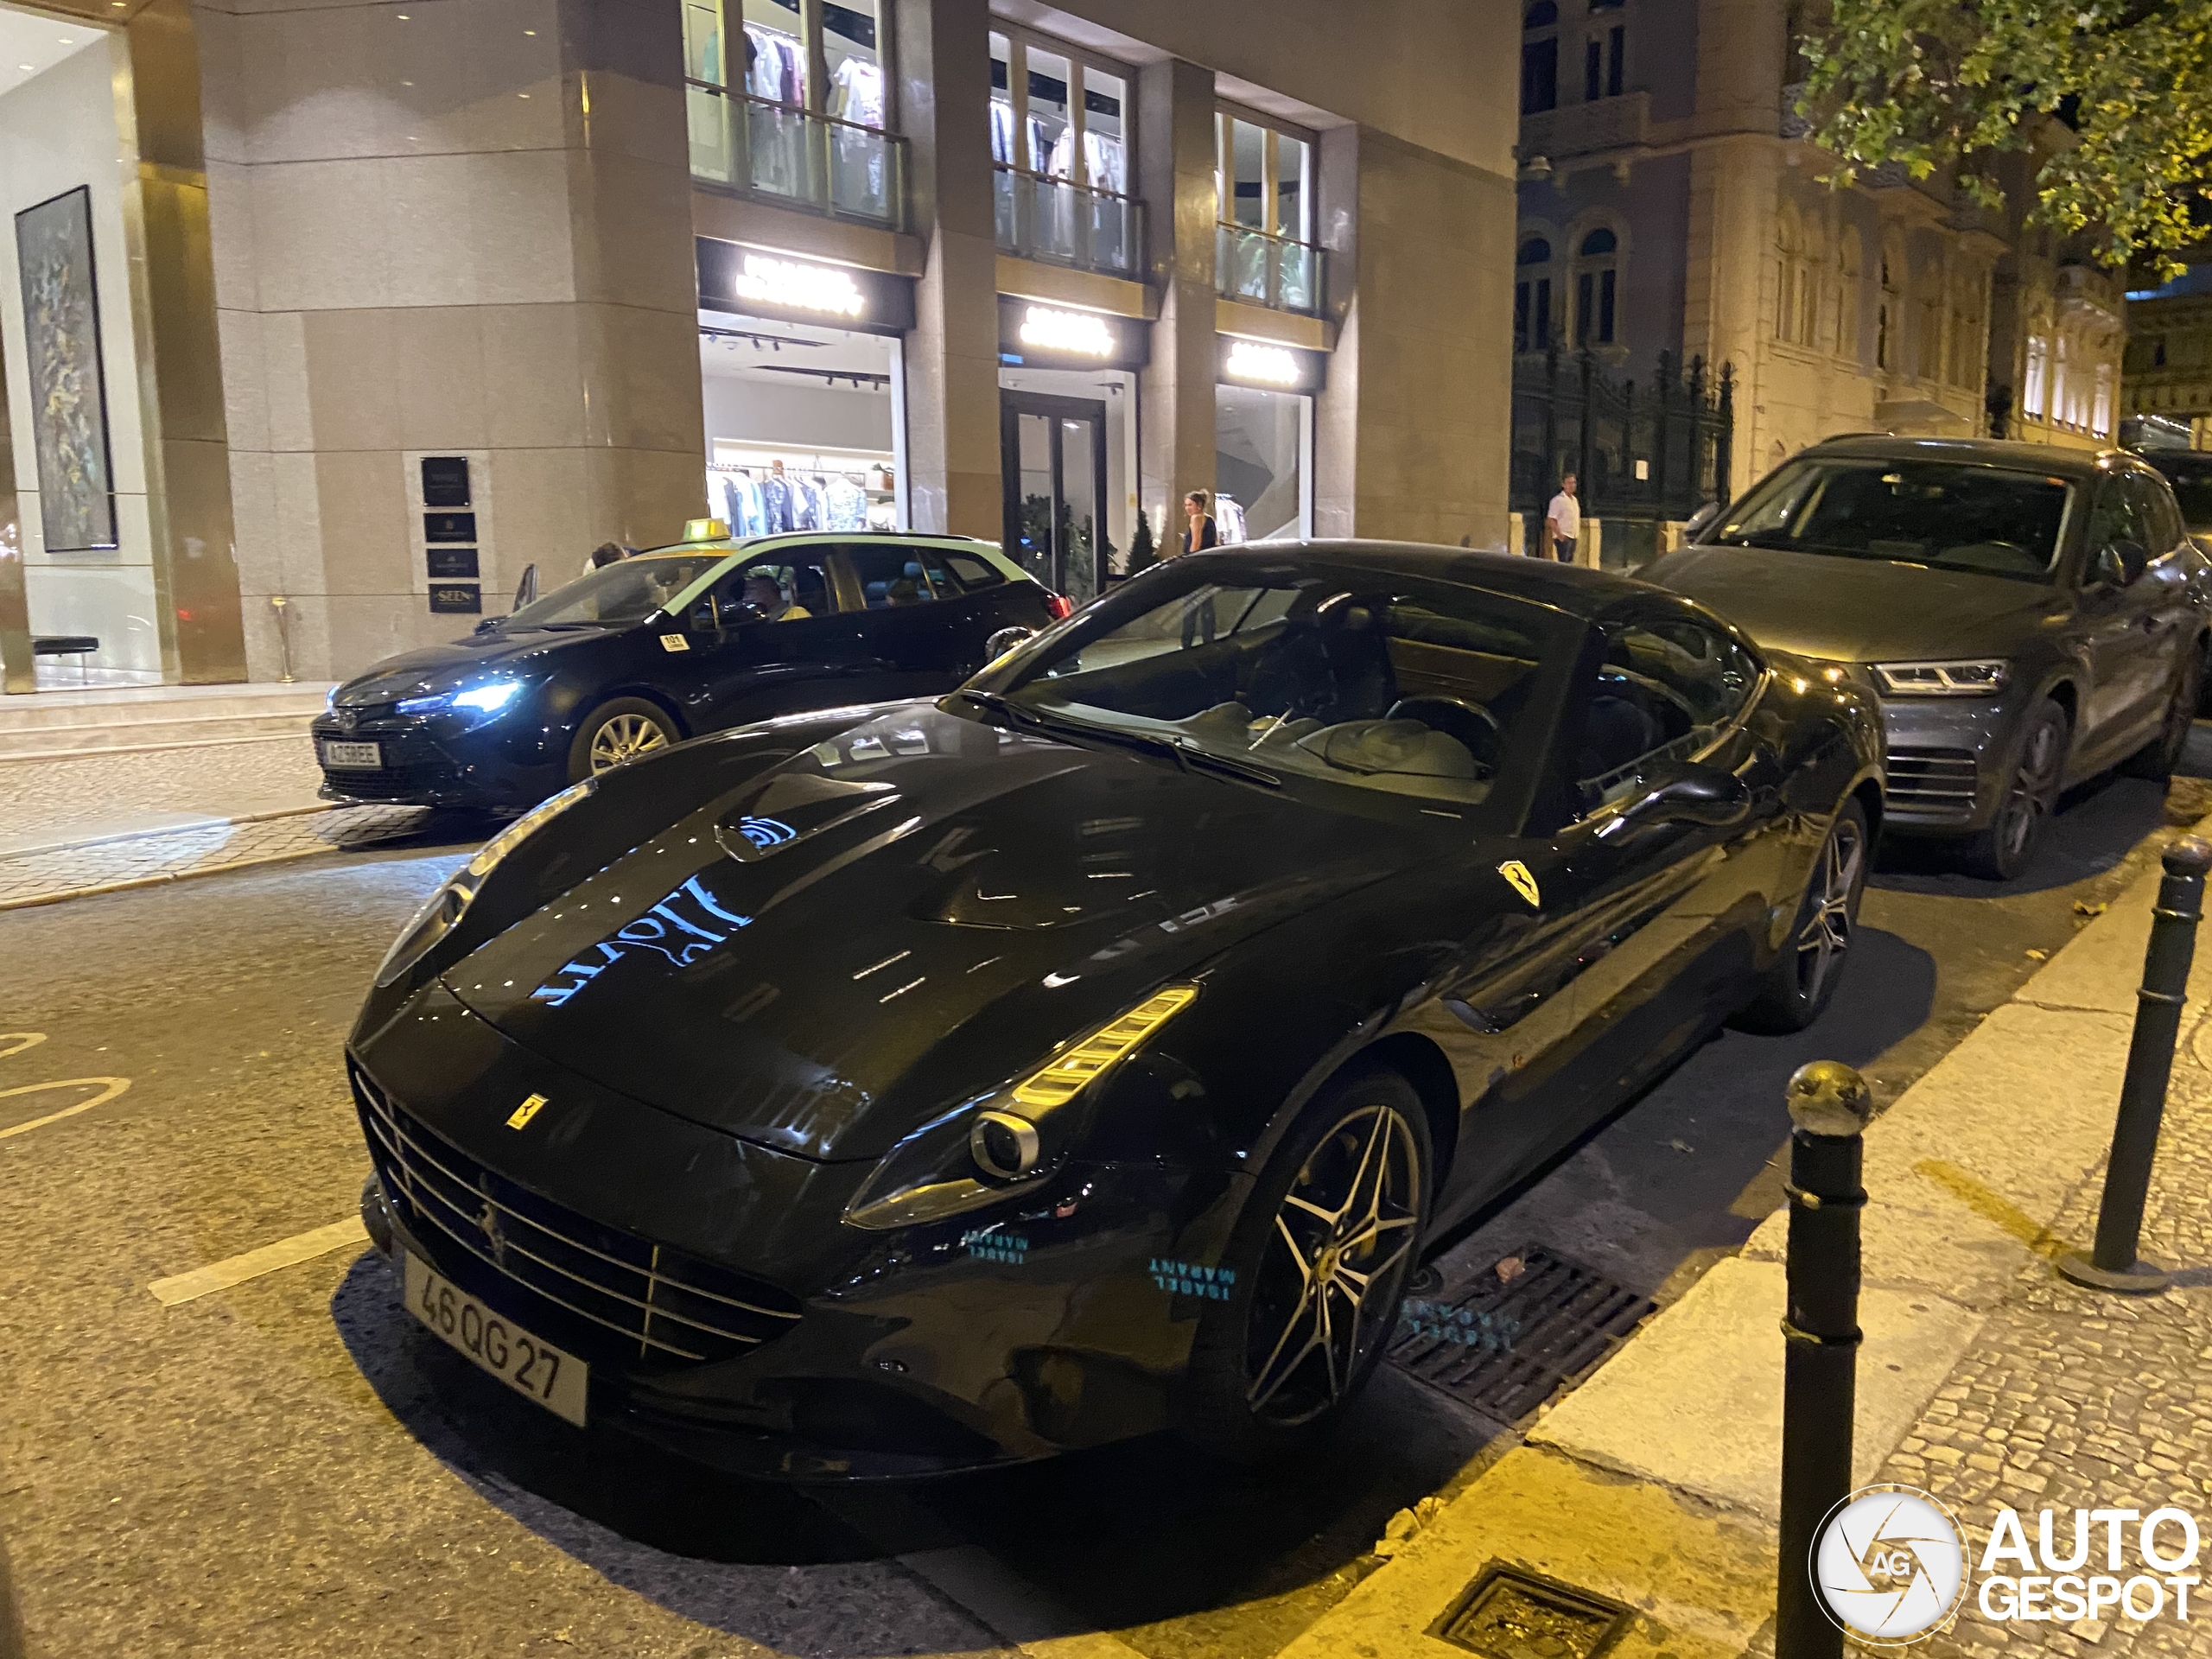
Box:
(1515, 236, 1556, 352)
(1836, 226, 1864, 362)
(1522, 3, 1560, 113)
(1877, 238, 1902, 371)
(1573, 226, 1620, 346)
(2092, 363, 2113, 437)
(2023, 332, 2049, 417)
(1774, 207, 1818, 346)
(1585, 22, 1625, 99)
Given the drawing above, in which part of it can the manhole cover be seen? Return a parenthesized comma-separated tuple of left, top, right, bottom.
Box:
(1430, 1562, 1634, 1659)
(1389, 1243, 1654, 1421)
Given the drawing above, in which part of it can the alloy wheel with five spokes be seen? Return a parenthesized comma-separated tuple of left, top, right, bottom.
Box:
(1794, 810, 1864, 1007)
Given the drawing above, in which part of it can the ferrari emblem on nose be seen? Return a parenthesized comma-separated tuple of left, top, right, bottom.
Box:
(1497, 861, 1541, 909)
(505, 1093, 548, 1130)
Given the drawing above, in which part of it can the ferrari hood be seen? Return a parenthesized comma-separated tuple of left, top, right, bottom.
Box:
(442, 704, 1446, 1160)
(1643, 544, 2064, 663)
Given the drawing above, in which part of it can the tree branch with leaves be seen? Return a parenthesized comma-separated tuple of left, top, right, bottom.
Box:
(1798, 0, 2212, 273)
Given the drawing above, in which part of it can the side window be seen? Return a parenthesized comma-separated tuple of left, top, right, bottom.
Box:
(690, 555, 834, 628)
(945, 551, 1006, 590)
(1573, 620, 1756, 813)
(2084, 476, 2149, 556)
(2127, 473, 2182, 556)
(846, 544, 945, 608)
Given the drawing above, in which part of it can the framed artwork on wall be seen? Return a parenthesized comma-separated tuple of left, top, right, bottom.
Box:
(15, 185, 117, 552)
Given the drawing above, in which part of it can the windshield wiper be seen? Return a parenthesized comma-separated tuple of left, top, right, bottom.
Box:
(951, 691, 1278, 786)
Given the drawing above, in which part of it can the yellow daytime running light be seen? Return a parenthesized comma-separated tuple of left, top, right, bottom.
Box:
(1010, 985, 1198, 1110)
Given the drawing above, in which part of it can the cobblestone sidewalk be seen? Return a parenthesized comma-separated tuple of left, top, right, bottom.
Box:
(1895, 1037, 2212, 1659)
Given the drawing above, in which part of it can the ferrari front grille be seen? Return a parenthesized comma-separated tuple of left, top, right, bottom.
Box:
(350, 1061, 802, 1367)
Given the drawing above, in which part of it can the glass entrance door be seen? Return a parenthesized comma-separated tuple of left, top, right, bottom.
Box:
(1001, 391, 1108, 606)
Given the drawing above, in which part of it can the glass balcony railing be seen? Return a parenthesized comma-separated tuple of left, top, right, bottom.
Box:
(687, 79, 907, 230)
(993, 164, 1144, 279)
(1217, 222, 1323, 315)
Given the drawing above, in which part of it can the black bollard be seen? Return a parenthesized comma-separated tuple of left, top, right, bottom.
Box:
(2058, 835, 2212, 1294)
(1776, 1060, 1873, 1659)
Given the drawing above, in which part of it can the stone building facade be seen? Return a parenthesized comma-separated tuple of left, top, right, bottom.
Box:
(0, 0, 1519, 690)
(1511, 0, 2124, 513)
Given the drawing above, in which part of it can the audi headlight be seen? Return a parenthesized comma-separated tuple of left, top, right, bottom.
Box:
(1872, 659, 2010, 696)
(842, 985, 1198, 1230)
(372, 779, 595, 988)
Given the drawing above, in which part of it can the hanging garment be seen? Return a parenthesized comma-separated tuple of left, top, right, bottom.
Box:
(790, 478, 823, 532)
(744, 29, 805, 196)
(761, 474, 794, 533)
(989, 100, 1017, 165)
(825, 475, 868, 531)
(1217, 497, 1249, 545)
(830, 58, 888, 211)
(723, 473, 767, 537)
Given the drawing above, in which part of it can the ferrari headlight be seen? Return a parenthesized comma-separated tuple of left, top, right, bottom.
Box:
(1872, 658, 2010, 696)
(372, 779, 595, 988)
(842, 984, 1198, 1230)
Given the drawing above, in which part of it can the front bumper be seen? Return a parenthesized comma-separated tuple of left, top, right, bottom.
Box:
(310, 710, 563, 809)
(1877, 694, 2016, 836)
(348, 988, 1221, 1478)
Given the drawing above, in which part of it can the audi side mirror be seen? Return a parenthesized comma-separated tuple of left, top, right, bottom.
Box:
(986, 626, 1039, 660)
(2094, 540, 2149, 588)
(1620, 761, 1751, 830)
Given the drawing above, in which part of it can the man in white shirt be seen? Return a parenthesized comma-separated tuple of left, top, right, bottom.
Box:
(1545, 474, 1580, 563)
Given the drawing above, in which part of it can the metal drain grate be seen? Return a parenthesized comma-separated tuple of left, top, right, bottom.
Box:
(1389, 1243, 1655, 1421)
(1429, 1562, 1635, 1659)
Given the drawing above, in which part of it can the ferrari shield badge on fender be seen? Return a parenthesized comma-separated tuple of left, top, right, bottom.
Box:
(506, 1093, 549, 1130)
(1497, 860, 1541, 909)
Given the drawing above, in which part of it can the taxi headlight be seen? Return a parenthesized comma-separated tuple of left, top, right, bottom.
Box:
(842, 984, 1198, 1230)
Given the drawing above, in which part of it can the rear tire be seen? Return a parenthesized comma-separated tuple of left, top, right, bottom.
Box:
(2122, 644, 2202, 783)
(1734, 798, 1868, 1034)
(566, 697, 677, 784)
(1179, 1064, 1432, 1465)
(1963, 701, 2067, 881)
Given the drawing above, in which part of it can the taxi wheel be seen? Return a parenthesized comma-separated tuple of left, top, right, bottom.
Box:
(567, 698, 677, 783)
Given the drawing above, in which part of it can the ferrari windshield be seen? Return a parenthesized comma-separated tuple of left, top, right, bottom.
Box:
(502, 554, 728, 629)
(982, 567, 1574, 809)
(1705, 459, 2074, 582)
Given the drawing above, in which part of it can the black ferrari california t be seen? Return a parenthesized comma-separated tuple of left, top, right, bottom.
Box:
(349, 543, 1883, 1478)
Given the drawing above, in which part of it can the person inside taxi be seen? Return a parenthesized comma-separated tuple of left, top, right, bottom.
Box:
(742, 573, 812, 621)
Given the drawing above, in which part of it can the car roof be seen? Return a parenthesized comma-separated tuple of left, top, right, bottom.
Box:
(1167, 539, 1674, 624)
(1793, 433, 2129, 481)
(642, 531, 1006, 556)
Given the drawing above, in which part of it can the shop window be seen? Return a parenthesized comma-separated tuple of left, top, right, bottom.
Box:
(1515, 237, 1555, 353)
(1573, 227, 1618, 346)
(1217, 383, 1312, 542)
(990, 28, 1135, 276)
(1522, 3, 1560, 113)
(687, 0, 897, 223)
(1217, 106, 1319, 312)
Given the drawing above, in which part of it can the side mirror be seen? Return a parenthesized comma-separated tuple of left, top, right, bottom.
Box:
(1682, 502, 1724, 542)
(1618, 761, 1751, 830)
(2093, 540, 2149, 588)
(511, 562, 539, 613)
(986, 625, 1039, 660)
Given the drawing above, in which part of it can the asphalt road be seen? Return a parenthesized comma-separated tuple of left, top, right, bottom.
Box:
(3, 737, 2208, 1659)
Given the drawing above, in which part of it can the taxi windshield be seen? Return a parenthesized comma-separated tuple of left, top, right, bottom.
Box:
(504, 555, 728, 629)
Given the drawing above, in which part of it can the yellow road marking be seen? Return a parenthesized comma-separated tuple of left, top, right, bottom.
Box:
(0, 1033, 47, 1059)
(0, 1077, 131, 1141)
(1912, 1159, 2075, 1260)
(149, 1217, 371, 1306)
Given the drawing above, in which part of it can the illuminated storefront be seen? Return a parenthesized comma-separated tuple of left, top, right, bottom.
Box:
(995, 301, 1144, 604)
(1213, 338, 1323, 543)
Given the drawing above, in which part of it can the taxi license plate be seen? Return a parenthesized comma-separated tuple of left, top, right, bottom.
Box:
(320, 740, 382, 769)
(403, 1253, 588, 1427)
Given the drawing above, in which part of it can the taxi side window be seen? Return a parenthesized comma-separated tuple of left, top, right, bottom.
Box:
(846, 544, 944, 608)
(689, 556, 834, 628)
(945, 551, 1004, 589)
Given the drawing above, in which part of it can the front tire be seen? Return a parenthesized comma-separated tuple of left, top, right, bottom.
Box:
(1963, 700, 2068, 881)
(566, 697, 677, 784)
(1735, 798, 1869, 1034)
(1179, 1064, 1432, 1464)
